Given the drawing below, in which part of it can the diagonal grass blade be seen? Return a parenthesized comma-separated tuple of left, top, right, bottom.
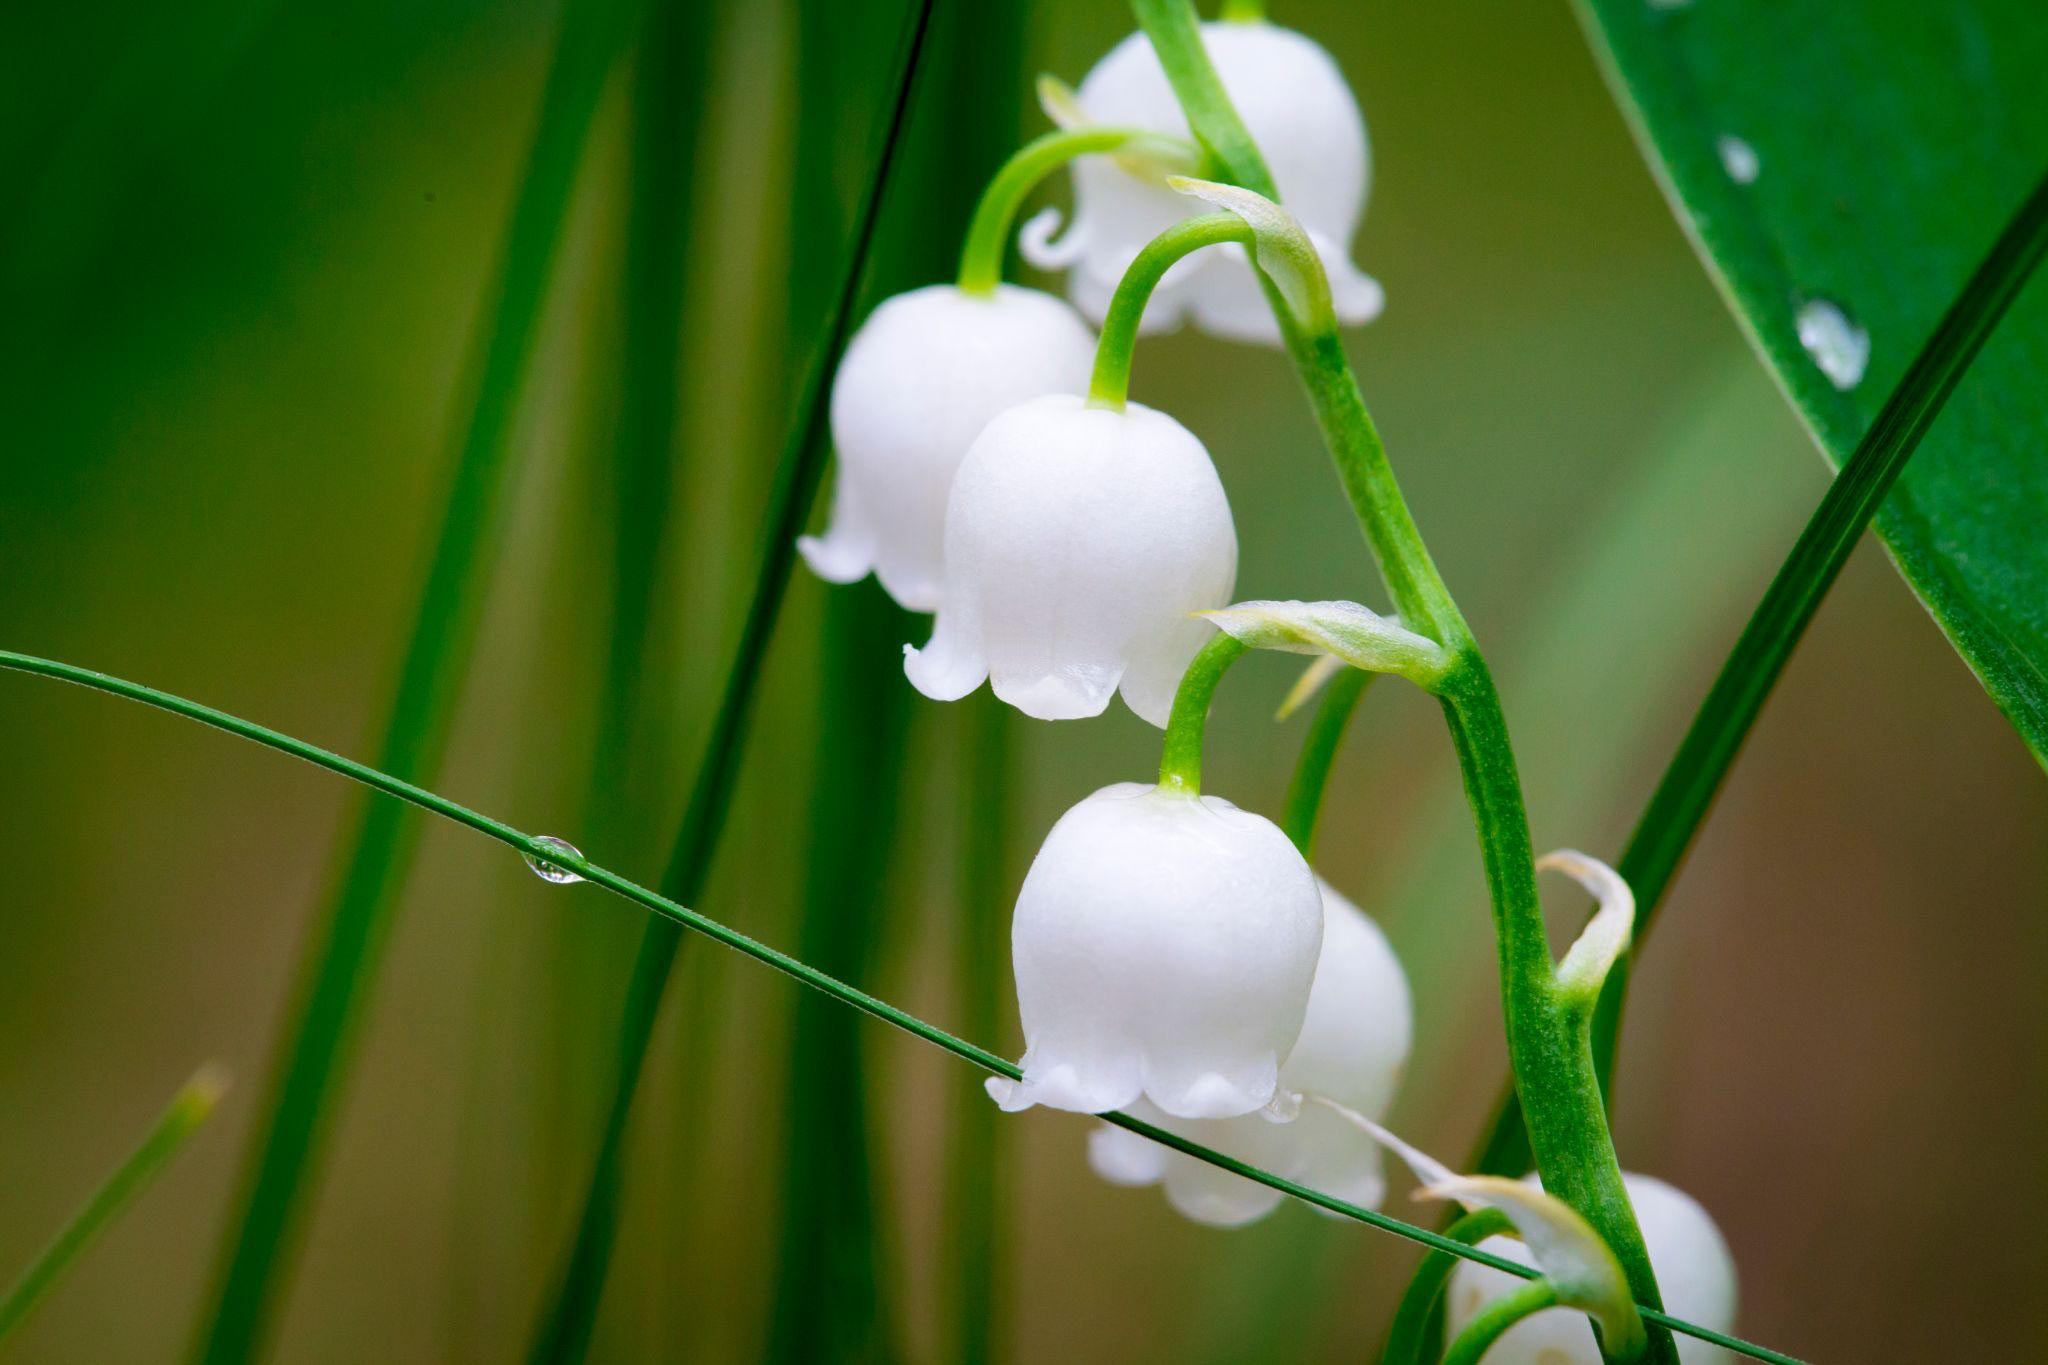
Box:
(0, 646, 1807, 1365)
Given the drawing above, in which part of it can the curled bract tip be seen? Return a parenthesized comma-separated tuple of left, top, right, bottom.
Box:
(1200, 599, 1450, 691)
(187, 1061, 234, 1109)
(1539, 849, 1635, 1010)
(1037, 72, 1089, 130)
(1420, 1174, 1647, 1360)
(1302, 1093, 1456, 1190)
(1276, 654, 1346, 720)
(1167, 177, 1334, 334)
(1019, 205, 1088, 269)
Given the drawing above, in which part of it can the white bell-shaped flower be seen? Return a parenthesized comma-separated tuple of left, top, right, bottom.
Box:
(1088, 877, 1412, 1225)
(799, 283, 1097, 612)
(1446, 1173, 1740, 1364)
(904, 394, 1237, 727)
(985, 782, 1322, 1119)
(1025, 21, 1382, 344)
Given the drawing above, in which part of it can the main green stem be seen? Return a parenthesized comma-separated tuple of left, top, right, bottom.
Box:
(1125, 2, 1670, 1359)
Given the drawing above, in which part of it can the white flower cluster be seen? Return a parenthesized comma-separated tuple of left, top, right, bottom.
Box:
(798, 15, 1739, 1343)
(805, 18, 1380, 726)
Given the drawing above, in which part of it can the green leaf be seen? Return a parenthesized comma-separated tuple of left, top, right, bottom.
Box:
(1578, 0, 2048, 762)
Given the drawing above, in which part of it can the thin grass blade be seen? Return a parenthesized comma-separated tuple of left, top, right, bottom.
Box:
(0, 645, 1804, 1365)
(0, 1066, 229, 1345)
(763, 585, 912, 1364)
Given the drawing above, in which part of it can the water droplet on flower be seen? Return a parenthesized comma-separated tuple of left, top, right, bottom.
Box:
(1717, 135, 1759, 185)
(524, 835, 585, 885)
(1794, 299, 1870, 390)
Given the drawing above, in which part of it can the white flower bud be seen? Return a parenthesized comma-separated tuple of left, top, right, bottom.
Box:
(800, 284, 1097, 612)
(1088, 878, 1412, 1225)
(905, 394, 1237, 727)
(1446, 1173, 1740, 1364)
(985, 782, 1322, 1120)
(1025, 22, 1382, 344)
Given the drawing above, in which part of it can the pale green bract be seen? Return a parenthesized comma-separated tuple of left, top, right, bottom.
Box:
(1200, 598, 1451, 690)
(1166, 175, 1335, 334)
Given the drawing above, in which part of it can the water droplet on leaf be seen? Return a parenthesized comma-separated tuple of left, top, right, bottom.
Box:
(1794, 299, 1870, 390)
(1717, 135, 1759, 184)
(524, 835, 585, 885)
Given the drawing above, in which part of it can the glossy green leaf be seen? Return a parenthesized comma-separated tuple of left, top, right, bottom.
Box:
(1579, 0, 2048, 761)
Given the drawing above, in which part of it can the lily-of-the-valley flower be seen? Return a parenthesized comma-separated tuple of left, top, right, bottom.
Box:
(904, 394, 1237, 726)
(985, 781, 1322, 1119)
(799, 284, 1097, 612)
(1024, 20, 1381, 344)
(1088, 877, 1411, 1225)
(1446, 1173, 1740, 1365)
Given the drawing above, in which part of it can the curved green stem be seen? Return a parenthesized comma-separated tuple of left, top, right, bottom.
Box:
(0, 649, 1800, 1365)
(1088, 212, 1252, 408)
(1157, 633, 1250, 793)
(1126, 2, 1672, 1360)
(957, 126, 1182, 295)
(1382, 1208, 1513, 1365)
(1280, 666, 1370, 856)
(1442, 1278, 1562, 1365)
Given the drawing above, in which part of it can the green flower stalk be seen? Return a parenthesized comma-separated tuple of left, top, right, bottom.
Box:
(1123, 1, 1675, 1357)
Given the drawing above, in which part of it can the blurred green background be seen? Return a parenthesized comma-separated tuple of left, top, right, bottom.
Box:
(3, 0, 2044, 1360)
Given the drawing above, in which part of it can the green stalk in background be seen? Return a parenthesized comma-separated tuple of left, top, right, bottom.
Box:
(190, 0, 641, 1359)
(524, 4, 939, 1358)
(1127, 2, 1672, 1358)
(1281, 668, 1371, 857)
(0, 648, 1801, 1365)
(543, 0, 719, 1206)
(763, 585, 913, 1365)
(445, 1, 721, 1345)
(763, 1, 1029, 1353)
(1471, 162, 2048, 1180)
(0, 1067, 228, 1346)
(945, 696, 1013, 1365)
(1380, 1209, 1512, 1365)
